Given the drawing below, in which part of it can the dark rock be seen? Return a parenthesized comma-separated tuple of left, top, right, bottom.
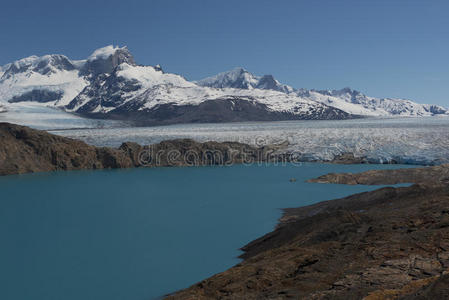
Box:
(308, 164, 449, 185)
(8, 89, 63, 103)
(79, 97, 354, 126)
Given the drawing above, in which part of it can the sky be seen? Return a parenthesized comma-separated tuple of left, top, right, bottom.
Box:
(0, 0, 448, 105)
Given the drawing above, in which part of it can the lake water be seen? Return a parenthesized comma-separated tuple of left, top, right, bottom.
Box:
(0, 163, 415, 300)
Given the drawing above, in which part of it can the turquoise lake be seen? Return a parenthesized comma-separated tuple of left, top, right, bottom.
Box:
(0, 163, 415, 300)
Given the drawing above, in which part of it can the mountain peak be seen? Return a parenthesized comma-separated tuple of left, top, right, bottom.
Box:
(87, 45, 129, 61)
(256, 74, 277, 87)
(196, 68, 295, 93)
(229, 66, 247, 74)
(1, 54, 75, 78)
(334, 87, 360, 95)
(217, 67, 253, 79)
(196, 67, 257, 89)
(82, 45, 135, 76)
(154, 64, 163, 72)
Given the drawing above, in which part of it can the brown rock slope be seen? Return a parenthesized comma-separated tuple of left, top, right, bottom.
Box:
(0, 122, 135, 175)
(167, 166, 449, 299)
(308, 164, 449, 185)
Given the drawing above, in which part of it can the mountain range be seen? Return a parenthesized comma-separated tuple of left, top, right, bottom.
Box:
(0, 45, 447, 126)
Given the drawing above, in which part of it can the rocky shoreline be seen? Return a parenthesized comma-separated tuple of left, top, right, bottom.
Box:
(167, 165, 449, 299)
(308, 164, 449, 185)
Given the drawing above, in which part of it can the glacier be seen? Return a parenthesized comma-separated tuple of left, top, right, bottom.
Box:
(48, 117, 449, 166)
(0, 103, 122, 130)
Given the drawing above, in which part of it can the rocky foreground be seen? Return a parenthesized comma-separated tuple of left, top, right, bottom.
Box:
(168, 166, 449, 299)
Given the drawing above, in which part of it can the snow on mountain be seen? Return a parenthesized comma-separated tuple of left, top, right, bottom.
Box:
(305, 89, 378, 116)
(196, 67, 295, 93)
(196, 70, 448, 117)
(310, 88, 449, 117)
(59, 51, 341, 121)
(117, 63, 194, 89)
(81, 45, 135, 76)
(0, 64, 7, 78)
(88, 45, 122, 61)
(0, 45, 447, 126)
(256, 75, 295, 94)
(132, 85, 334, 114)
(66, 61, 198, 113)
(196, 67, 259, 89)
(67, 61, 343, 121)
(0, 54, 88, 107)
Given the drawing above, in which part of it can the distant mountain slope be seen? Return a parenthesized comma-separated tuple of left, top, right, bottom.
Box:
(0, 53, 88, 106)
(0, 45, 447, 126)
(309, 87, 448, 117)
(196, 67, 295, 94)
(196, 70, 448, 117)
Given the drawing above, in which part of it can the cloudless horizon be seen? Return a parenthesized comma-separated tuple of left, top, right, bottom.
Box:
(1, 0, 448, 105)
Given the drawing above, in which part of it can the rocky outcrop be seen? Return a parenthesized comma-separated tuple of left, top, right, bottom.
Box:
(308, 164, 449, 185)
(8, 89, 64, 103)
(0, 123, 280, 176)
(80, 46, 136, 76)
(168, 165, 449, 299)
(0, 122, 134, 175)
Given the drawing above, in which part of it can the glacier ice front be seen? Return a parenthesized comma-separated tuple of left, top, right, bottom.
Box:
(50, 117, 449, 166)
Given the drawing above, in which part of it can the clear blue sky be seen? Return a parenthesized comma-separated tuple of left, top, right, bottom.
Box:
(1, 0, 448, 105)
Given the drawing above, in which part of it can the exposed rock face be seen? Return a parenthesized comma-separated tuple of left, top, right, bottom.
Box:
(168, 165, 449, 299)
(80, 46, 136, 76)
(401, 274, 449, 299)
(0, 122, 134, 175)
(8, 89, 63, 103)
(66, 72, 142, 112)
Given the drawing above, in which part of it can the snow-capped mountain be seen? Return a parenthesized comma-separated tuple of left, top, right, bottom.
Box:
(0, 45, 447, 126)
(0, 53, 88, 106)
(196, 67, 295, 94)
(196, 70, 448, 117)
(308, 87, 448, 117)
(65, 59, 348, 124)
